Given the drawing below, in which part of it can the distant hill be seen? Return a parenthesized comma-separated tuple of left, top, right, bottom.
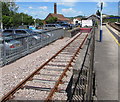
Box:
(66, 15, 85, 20)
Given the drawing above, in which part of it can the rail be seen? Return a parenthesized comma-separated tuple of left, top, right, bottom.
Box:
(108, 22, 120, 32)
(68, 26, 96, 101)
(1, 29, 89, 101)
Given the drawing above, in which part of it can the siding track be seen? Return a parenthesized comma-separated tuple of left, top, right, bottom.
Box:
(1, 32, 89, 101)
(108, 22, 120, 32)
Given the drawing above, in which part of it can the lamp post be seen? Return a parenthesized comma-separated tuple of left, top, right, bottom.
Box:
(34, 19, 36, 28)
(0, 2, 3, 30)
(22, 15, 23, 25)
(34, 15, 37, 28)
(99, 2, 103, 42)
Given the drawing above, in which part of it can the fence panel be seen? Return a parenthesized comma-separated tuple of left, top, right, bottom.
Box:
(0, 28, 64, 67)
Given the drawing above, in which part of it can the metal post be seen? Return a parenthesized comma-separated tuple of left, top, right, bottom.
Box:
(0, 1, 3, 30)
(34, 15, 37, 28)
(100, 2, 103, 42)
(34, 19, 36, 28)
(22, 15, 23, 25)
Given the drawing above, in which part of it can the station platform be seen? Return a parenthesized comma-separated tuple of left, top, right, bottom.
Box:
(94, 25, 119, 100)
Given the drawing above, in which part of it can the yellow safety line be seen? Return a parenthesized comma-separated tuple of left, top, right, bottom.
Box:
(106, 27, 120, 46)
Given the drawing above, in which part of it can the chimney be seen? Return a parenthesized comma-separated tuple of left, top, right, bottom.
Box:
(54, 3, 57, 14)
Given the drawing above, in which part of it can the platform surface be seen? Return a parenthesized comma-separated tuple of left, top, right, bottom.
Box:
(94, 25, 119, 101)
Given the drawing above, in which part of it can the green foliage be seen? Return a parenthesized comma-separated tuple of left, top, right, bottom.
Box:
(103, 15, 120, 23)
(2, 2, 43, 29)
(2, 2, 18, 16)
(20, 13, 34, 25)
(66, 15, 85, 20)
(2, 15, 11, 29)
(2, 2, 11, 16)
(36, 19, 43, 25)
(46, 17, 57, 24)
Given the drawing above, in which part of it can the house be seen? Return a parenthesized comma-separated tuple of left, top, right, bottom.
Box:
(44, 3, 71, 24)
(87, 15, 100, 22)
(73, 18, 81, 25)
(45, 13, 70, 22)
(87, 14, 100, 25)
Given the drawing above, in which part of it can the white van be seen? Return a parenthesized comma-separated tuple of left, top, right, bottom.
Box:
(82, 20, 93, 27)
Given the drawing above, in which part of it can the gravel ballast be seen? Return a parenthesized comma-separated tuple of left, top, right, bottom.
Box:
(0, 37, 70, 99)
(1, 32, 87, 100)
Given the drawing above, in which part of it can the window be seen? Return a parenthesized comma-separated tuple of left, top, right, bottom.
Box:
(26, 30, 33, 34)
(2, 30, 13, 38)
(45, 25, 47, 27)
(15, 30, 27, 34)
(3, 30, 13, 35)
(51, 25, 55, 27)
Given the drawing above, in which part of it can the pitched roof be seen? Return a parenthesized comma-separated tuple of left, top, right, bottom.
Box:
(45, 13, 70, 21)
(76, 18, 81, 20)
(87, 15, 100, 19)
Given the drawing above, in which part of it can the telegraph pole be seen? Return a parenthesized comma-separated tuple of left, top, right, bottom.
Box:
(34, 15, 37, 28)
(100, 2, 103, 42)
(22, 15, 24, 25)
(0, 1, 3, 30)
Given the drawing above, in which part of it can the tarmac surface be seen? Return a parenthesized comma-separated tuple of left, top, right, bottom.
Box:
(94, 25, 119, 101)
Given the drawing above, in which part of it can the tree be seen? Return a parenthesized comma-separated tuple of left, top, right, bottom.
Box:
(2, 15, 11, 29)
(2, 1, 19, 28)
(36, 18, 43, 26)
(46, 17, 57, 24)
(2, 2, 18, 16)
(21, 14, 34, 25)
(2, 1, 43, 29)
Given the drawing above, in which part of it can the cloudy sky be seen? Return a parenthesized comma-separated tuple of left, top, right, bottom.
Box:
(16, 0, 119, 19)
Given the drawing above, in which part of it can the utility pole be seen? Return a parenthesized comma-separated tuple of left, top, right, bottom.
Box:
(118, 1, 120, 22)
(22, 15, 23, 25)
(99, 2, 103, 42)
(34, 15, 37, 28)
(34, 19, 36, 28)
(0, 1, 3, 30)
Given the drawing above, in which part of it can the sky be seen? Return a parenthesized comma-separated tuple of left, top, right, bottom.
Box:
(15, 1, 119, 19)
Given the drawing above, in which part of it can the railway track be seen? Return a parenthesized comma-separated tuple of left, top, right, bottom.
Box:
(108, 22, 120, 32)
(1, 31, 89, 101)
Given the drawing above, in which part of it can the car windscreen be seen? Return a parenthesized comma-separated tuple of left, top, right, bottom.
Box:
(15, 30, 27, 34)
(26, 29, 34, 34)
(56, 24, 61, 27)
(45, 25, 55, 27)
(61, 24, 68, 26)
(2, 30, 13, 36)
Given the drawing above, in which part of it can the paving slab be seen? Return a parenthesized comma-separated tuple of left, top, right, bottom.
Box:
(94, 25, 118, 100)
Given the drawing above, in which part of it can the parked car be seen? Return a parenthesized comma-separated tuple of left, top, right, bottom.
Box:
(40, 33, 50, 41)
(32, 29, 45, 33)
(0, 36, 22, 54)
(56, 21, 68, 25)
(2, 29, 42, 46)
(75, 23, 81, 27)
(4, 40, 22, 53)
(60, 24, 71, 30)
(46, 32, 53, 37)
(43, 24, 62, 30)
(69, 24, 75, 29)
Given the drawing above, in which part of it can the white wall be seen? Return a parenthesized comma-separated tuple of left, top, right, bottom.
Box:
(73, 19, 81, 25)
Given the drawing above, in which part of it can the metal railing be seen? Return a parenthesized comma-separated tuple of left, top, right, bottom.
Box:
(68, 26, 96, 101)
(0, 28, 64, 67)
